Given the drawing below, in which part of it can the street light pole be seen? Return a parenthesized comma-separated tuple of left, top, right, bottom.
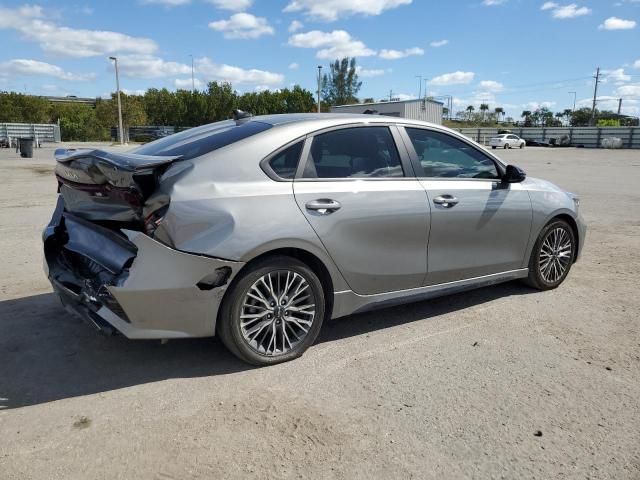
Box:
(189, 54, 195, 92)
(109, 56, 125, 145)
(317, 65, 322, 113)
(569, 91, 576, 112)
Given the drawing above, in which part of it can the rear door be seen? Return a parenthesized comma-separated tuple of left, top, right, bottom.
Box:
(293, 125, 430, 295)
(401, 127, 532, 285)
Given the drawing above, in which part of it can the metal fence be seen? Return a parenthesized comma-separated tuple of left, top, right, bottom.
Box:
(456, 127, 640, 149)
(0, 123, 61, 143)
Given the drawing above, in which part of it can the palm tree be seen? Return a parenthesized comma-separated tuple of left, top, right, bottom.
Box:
(494, 107, 504, 124)
(479, 103, 489, 121)
(555, 111, 564, 126)
(466, 105, 475, 121)
(563, 108, 573, 125)
(521, 110, 532, 120)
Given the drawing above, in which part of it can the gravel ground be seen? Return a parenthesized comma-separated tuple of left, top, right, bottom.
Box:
(0, 143, 639, 479)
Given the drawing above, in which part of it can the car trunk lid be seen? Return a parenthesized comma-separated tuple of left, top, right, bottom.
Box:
(54, 148, 181, 224)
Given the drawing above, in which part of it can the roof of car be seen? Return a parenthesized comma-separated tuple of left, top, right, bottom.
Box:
(251, 113, 442, 129)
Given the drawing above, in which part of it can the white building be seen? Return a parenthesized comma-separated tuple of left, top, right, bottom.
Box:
(331, 98, 444, 125)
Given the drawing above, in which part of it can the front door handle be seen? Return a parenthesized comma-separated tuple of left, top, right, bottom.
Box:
(305, 199, 342, 215)
(433, 195, 459, 208)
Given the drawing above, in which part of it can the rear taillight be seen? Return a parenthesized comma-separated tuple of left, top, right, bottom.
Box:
(144, 205, 169, 237)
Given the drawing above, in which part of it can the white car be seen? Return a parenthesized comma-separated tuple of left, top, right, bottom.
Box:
(490, 134, 526, 149)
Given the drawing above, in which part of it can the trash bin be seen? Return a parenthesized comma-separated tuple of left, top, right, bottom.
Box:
(19, 138, 34, 158)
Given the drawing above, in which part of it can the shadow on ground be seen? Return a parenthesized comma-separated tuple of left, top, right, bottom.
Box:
(0, 282, 534, 409)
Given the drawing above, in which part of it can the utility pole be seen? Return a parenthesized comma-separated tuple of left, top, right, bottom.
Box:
(569, 91, 576, 112)
(317, 65, 322, 113)
(189, 54, 195, 92)
(415, 75, 422, 100)
(389, 90, 393, 101)
(617, 98, 622, 115)
(109, 56, 125, 145)
(590, 67, 600, 126)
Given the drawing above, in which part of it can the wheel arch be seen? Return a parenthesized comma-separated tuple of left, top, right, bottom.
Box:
(218, 247, 336, 327)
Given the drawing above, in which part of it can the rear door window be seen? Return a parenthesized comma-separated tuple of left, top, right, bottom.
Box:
(133, 120, 272, 160)
(303, 127, 404, 179)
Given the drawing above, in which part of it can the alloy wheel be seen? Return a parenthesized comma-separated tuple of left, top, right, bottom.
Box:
(239, 270, 316, 356)
(539, 227, 573, 283)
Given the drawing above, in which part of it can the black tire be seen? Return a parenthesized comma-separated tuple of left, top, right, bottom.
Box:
(519, 142, 525, 149)
(504, 144, 510, 149)
(217, 255, 325, 366)
(492, 146, 497, 149)
(523, 219, 576, 290)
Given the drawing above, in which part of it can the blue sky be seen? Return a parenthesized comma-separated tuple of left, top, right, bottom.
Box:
(1, 0, 639, 118)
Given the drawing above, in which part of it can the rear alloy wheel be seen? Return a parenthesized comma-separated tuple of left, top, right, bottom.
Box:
(504, 143, 510, 149)
(218, 256, 325, 365)
(524, 219, 575, 290)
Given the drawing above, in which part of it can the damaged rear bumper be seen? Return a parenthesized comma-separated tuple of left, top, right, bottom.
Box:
(43, 196, 243, 339)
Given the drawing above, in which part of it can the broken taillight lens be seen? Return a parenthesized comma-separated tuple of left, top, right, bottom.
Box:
(144, 205, 169, 237)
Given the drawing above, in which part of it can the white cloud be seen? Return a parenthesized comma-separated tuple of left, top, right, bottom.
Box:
(430, 39, 449, 47)
(429, 71, 475, 86)
(479, 80, 504, 92)
(541, 3, 591, 18)
(288, 20, 304, 32)
(482, 0, 507, 6)
(141, 0, 191, 6)
(393, 93, 413, 100)
(524, 101, 556, 110)
(356, 66, 387, 77)
(209, 13, 274, 39)
(175, 78, 204, 89)
(0, 59, 94, 81)
(616, 84, 640, 98)
(283, 0, 412, 21)
(288, 62, 299, 69)
(379, 47, 424, 59)
(599, 17, 637, 30)
(207, 0, 253, 11)
(196, 57, 283, 85)
(117, 55, 191, 78)
(0, 5, 157, 58)
(634, 59, 640, 69)
(602, 68, 631, 84)
(288, 30, 376, 59)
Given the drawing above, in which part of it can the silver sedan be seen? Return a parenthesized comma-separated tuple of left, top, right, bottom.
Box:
(44, 113, 585, 365)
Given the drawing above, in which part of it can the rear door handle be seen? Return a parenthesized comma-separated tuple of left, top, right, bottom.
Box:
(433, 195, 459, 208)
(305, 199, 341, 215)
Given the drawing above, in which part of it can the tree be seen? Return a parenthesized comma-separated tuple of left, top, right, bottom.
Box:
(494, 107, 504, 123)
(362, 97, 375, 104)
(521, 110, 532, 127)
(466, 105, 475, 121)
(570, 107, 594, 126)
(321, 57, 362, 106)
(479, 103, 489, 121)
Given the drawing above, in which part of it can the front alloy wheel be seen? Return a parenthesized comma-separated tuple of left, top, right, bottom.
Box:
(218, 256, 325, 365)
(524, 219, 575, 290)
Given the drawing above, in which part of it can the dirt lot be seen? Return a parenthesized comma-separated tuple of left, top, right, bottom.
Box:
(1, 143, 639, 479)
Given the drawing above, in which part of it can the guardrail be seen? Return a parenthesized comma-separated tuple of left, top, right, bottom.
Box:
(0, 123, 61, 143)
(456, 126, 640, 149)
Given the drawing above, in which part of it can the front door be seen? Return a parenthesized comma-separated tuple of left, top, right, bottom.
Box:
(293, 126, 430, 295)
(402, 127, 533, 285)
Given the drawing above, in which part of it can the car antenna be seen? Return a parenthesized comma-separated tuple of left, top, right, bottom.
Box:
(233, 109, 253, 124)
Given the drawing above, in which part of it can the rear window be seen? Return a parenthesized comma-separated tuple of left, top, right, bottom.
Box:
(133, 120, 272, 160)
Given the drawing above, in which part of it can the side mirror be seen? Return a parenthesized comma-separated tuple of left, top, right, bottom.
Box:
(503, 164, 526, 183)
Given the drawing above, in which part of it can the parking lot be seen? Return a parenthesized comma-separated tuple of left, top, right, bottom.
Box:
(0, 143, 639, 479)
